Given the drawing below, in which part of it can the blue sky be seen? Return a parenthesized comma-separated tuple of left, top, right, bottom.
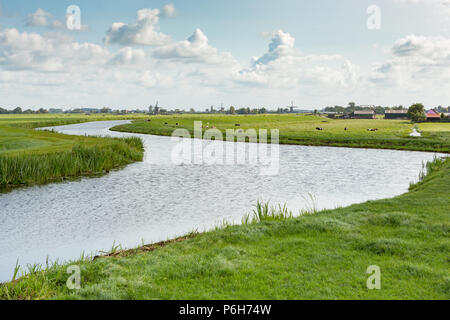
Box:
(1, 0, 450, 109)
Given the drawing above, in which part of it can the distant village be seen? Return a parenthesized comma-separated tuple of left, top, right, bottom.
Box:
(1, 102, 449, 122)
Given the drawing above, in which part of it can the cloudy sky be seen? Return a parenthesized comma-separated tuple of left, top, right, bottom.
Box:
(0, 0, 449, 110)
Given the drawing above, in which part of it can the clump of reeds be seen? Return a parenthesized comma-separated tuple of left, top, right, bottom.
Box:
(410, 156, 447, 190)
(0, 137, 144, 190)
(242, 200, 294, 224)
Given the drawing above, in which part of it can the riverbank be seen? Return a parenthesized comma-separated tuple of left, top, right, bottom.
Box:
(0, 115, 146, 191)
(111, 114, 450, 153)
(1, 156, 448, 300)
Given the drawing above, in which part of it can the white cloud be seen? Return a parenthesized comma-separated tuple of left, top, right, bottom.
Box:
(0, 28, 109, 72)
(371, 34, 450, 81)
(109, 47, 146, 66)
(391, 34, 450, 61)
(253, 30, 296, 65)
(153, 29, 236, 65)
(368, 34, 450, 100)
(162, 4, 176, 18)
(235, 30, 359, 92)
(25, 8, 66, 30)
(25, 9, 52, 27)
(104, 8, 171, 46)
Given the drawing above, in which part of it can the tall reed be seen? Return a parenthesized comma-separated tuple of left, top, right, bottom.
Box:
(242, 200, 294, 224)
(0, 137, 143, 190)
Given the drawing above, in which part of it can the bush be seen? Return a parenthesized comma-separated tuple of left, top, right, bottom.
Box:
(408, 103, 426, 122)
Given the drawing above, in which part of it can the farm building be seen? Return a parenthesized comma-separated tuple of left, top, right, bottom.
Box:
(426, 109, 441, 122)
(385, 110, 409, 119)
(352, 110, 376, 119)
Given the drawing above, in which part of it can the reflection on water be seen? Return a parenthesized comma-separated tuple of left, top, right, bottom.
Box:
(0, 120, 443, 281)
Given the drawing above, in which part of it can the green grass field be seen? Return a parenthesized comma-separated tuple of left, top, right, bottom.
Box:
(1, 157, 448, 300)
(112, 114, 450, 153)
(0, 114, 146, 190)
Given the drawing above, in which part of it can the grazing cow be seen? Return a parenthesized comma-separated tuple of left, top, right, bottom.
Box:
(164, 122, 168, 125)
(176, 123, 179, 126)
(367, 128, 378, 132)
(316, 127, 324, 131)
(344, 128, 348, 131)
(235, 124, 241, 127)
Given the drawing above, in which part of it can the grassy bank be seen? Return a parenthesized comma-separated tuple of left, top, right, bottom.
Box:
(111, 114, 450, 153)
(0, 114, 146, 191)
(1, 157, 448, 300)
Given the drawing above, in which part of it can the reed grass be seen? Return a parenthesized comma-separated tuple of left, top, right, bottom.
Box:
(0, 137, 143, 190)
(242, 201, 294, 224)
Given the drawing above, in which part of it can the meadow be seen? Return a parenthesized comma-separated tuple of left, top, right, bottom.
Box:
(1, 157, 448, 299)
(0, 114, 146, 191)
(112, 114, 450, 153)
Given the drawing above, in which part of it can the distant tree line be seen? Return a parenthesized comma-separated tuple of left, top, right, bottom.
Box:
(0, 107, 49, 114)
(0, 107, 147, 115)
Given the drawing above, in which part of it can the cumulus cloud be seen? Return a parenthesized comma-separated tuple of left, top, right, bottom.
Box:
(391, 34, 450, 60)
(235, 30, 359, 91)
(25, 9, 52, 27)
(108, 47, 146, 66)
(153, 29, 236, 65)
(0, 28, 109, 72)
(369, 34, 450, 94)
(25, 8, 65, 29)
(253, 30, 296, 65)
(104, 8, 171, 46)
(162, 4, 176, 18)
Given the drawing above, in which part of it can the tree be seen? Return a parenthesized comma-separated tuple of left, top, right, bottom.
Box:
(13, 107, 22, 114)
(375, 106, 385, 114)
(408, 103, 426, 122)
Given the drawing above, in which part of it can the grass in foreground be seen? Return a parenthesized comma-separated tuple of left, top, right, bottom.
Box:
(1, 157, 448, 300)
(111, 114, 450, 153)
(0, 114, 146, 191)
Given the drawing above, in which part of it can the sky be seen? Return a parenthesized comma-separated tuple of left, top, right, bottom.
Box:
(0, 0, 450, 110)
